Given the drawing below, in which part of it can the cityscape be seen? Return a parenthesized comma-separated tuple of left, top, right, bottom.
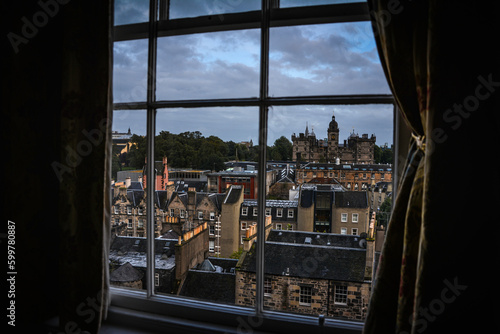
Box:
(109, 111, 393, 321)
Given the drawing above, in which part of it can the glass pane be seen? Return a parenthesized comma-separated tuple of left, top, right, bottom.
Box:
(250, 105, 393, 319)
(152, 107, 258, 307)
(157, 30, 260, 100)
(169, 0, 260, 19)
(114, 0, 149, 26)
(269, 22, 391, 96)
(280, 0, 363, 8)
(113, 39, 148, 103)
(109, 110, 149, 291)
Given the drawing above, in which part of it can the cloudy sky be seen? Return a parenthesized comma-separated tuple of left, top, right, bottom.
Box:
(113, 0, 394, 146)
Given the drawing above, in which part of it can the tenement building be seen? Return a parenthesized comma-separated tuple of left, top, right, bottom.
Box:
(292, 112, 376, 164)
(236, 230, 372, 320)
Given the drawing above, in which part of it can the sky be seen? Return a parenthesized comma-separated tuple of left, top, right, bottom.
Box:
(112, 0, 394, 146)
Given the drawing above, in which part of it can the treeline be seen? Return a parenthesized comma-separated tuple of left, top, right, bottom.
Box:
(112, 130, 392, 179)
(112, 131, 293, 178)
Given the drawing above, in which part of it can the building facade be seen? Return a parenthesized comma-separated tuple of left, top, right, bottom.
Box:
(292, 112, 376, 164)
(295, 162, 392, 190)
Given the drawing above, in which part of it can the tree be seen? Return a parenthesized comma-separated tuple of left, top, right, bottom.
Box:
(273, 136, 293, 161)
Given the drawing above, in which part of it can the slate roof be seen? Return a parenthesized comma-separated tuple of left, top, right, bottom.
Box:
(109, 236, 177, 270)
(334, 191, 368, 208)
(179, 258, 237, 303)
(110, 262, 143, 282)
(240, 242, 366, 282)
(267, 230, 368, 249)
(239, 230, 367, 282)
(224, 185, 243, 204)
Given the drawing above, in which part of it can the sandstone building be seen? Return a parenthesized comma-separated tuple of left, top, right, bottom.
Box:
(292, 112, 376, 164)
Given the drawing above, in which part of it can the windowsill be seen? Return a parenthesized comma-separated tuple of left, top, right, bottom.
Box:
(109, 287, 364, 334)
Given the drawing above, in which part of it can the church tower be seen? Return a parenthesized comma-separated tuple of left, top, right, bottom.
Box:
(327, 112, 340, 161)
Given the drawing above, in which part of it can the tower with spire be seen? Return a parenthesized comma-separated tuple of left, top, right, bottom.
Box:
(291, 111, 376, 164)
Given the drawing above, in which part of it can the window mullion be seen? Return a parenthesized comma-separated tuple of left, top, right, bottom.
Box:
(146, 0, 158, 298)
(256, 0, 271, 316)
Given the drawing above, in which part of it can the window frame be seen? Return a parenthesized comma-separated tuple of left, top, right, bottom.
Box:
(110, 0, 398, 333)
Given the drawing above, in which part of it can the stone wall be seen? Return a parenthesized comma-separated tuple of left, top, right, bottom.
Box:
(236, 271, 370, 320)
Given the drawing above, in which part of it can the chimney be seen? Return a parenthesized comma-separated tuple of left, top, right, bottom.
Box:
(138, 176, 143, 185)
(125, 177, 131, 188)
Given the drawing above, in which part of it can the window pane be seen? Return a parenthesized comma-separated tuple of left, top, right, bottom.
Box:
(280, 0, 362, 8)
(154, 107, 258, 307)
(114, 0, 149, 26)
(269, 22, 391, 96)
(113, 39, 148, 103)
(109, 110, 149, 291)
(257, 104, 393, 319)
(169, 0, 260, 19)
(156, 30, 260, 100)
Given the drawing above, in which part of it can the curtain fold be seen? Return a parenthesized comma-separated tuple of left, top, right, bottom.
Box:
(57, 1, 113, 333)
(364, 1, 500, 333)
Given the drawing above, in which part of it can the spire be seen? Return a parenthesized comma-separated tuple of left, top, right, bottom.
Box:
(305, 122, 309, 137)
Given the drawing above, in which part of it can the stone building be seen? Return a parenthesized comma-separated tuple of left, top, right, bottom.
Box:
(292, 112, 376, 164)
(295, 162, 392, 190)
(236, 230, 372, 321)
(111, 179, 167, 238)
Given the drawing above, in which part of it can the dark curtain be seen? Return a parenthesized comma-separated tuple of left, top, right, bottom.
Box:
(5, 1, 112, 333)
(364, 1, 500, 333)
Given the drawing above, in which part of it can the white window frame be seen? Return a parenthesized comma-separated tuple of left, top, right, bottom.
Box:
(110, 1, 397, 332)
(241, 207, 248, 216)
(352, 213, 359, 223)
(198, 211, 203, 220)
(299, 285, 312, 306)
(341, 213, 348, 222)
(287, 209, 294, 218)
(340, 227, 347, 235)
(265, 207, 271, 216)
(253, 207, 258, 216)
(210, 212, 215, 220)
(334, 284, 348, 305)
(351, 228, 358, 235)
(276, 208, 283, 218)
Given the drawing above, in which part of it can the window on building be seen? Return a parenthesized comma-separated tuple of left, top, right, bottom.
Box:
(352, 228, 358, 235)
(210, 212, 215, 220)
(352, 213, 359, 223)
(276, 208, 283, 218)
(253, 208, 258, 216)
(209, 241, 215, 252)
(334, 285, 348, 305)
(241, 222, 247, 231)
(341, 213, 348, 222)
(241, 207, 248, 216)
(299, 286, 312, 306)
(169, 208, 174, 216)
(209, 225, 215, 236)
(340, 227, 347, 235)
(180, 209, 185, 218)
(155, 273, 160, 287)
(265, 208, 271, 216)
(287, 209, 294, 218)
(276, 223, 282, 230)
(198, 211, 203, 220)
(264, 277, 272, 296)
